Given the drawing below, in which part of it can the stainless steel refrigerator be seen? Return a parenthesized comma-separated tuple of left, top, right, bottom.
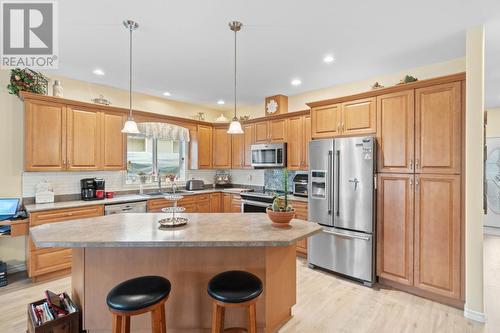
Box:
(308, 136, 376, 286)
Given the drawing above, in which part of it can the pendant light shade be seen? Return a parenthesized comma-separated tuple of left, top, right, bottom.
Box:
(122, 119, 140, 134)
(228, 117, 244, 134)
(121, 19, 140, 134)
(227, 21, 244, 135)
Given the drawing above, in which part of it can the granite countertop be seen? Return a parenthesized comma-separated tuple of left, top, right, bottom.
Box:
(30, 213, 322, 248)
(24, 189, 308, 213)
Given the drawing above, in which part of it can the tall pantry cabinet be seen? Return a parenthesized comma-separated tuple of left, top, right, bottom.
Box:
(376, 80, 463, 306)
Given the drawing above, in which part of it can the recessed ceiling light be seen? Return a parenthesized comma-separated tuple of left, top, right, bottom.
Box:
(92, 69, 105, 76)
(323, 55, 335, 64)
(217, 99, 225, 105)
(291, 79, 302, 86)
(162, 91, 171, 97)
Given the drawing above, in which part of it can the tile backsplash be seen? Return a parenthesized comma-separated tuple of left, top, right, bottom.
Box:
(22, 169, 266, 197)
(264, 169, 307, 192)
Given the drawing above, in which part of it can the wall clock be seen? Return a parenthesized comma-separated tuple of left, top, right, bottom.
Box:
(264, 95, 288, 117)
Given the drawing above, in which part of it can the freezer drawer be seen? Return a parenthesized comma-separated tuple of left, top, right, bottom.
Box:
(308, 227, 373, 283)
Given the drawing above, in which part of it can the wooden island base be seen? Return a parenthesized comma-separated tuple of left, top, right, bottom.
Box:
(72, 245, 296, 333)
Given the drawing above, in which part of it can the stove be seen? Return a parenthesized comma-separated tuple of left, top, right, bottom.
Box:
(240, 190, 285, 213)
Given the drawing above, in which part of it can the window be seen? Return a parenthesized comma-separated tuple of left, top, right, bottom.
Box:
(126, 135, 186, 184)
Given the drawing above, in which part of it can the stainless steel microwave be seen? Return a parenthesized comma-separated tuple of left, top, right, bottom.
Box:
(251, 143, 287, 168)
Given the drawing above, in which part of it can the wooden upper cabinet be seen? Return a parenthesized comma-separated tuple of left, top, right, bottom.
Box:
(25, 100, 67, 171)
(231, 132, 244, 169)
(376, 174, 414, 286)
(415, 82, 461, 174)
(197, 125, 212, 168)
(66, 106, 101, 170)
(414, 174, 461, 299)
(270, 119, 286, 142)
(101, 112, 126, 170)
(287, 116, 304, 170)
(311, 104, 341, 138)
(213, 127, 232, 168)
(341, 97, 376, 135)
(303, 115, 311, 169)
(255, 121, 269, 143)
(377, 91, 415, 173)
(243, 124, 255, 168)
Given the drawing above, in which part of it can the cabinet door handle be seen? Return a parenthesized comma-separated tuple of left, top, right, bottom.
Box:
(415, 159, 420, 170)
(337, 123, 340, 133)
(409, 159, 413, 170)
(410, 179, 413, 189)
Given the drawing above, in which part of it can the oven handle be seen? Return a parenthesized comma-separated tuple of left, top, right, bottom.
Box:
(241, 200, 271, 208)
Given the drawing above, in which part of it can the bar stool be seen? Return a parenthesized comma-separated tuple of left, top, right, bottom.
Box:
(208, 270, 263, 333)
(106, 275, 171, 333)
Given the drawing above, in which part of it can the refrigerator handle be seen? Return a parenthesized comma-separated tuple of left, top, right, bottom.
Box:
(328, 150, 333, 215)
(336, 150, 340, 217)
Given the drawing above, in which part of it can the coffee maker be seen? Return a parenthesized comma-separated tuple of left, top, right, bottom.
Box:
(81, 178, 105, 201)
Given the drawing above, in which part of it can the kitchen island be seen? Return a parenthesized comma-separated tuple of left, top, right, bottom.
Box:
(30, 213, 321, 333)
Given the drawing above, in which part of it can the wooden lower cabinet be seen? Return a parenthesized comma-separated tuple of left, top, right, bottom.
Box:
(209, 193, 222, 212)
(291, 200, 308, 257)
(377, 174, 414, 286)
(147, 194, 210, 213)
(414, 174, 461, 300)
(222, 193, 233, 213)
(231, 194, 242, 212)
(377, 173, 462, 305)
(28, 205, 104, 282)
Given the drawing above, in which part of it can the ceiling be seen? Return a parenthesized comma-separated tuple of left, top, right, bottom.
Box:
(49, 0, 500, 110)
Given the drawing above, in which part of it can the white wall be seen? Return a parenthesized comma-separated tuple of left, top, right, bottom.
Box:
(240, 58, 466, 118)
(464, 25, 485, 322)
(487, 108, 500, 137)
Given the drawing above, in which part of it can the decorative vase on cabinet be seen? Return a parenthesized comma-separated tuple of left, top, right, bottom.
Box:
(52, 80, 63, 97)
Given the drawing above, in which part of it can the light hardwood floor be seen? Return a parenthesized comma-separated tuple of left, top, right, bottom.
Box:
(2, 236, 499, 333)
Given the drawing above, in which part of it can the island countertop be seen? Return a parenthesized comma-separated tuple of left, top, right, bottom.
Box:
(30, 213, 321, 248)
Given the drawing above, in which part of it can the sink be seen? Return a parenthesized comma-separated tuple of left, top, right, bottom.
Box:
(144, 190, 194, 196)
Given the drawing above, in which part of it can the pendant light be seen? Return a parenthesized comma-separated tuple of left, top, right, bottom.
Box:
(121, 20, 140, 134)
(227, 21, 244, 134)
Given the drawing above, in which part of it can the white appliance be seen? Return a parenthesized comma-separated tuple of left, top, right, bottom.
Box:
(104, 201, 147, 215)
(251, 143, 287, 168)
(308, 136, 376, 286)
(485, 137, 500, 228)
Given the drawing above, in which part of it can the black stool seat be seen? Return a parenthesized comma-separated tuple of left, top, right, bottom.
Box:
(207, 270, 263, 304)
(106, 276, 171, 312)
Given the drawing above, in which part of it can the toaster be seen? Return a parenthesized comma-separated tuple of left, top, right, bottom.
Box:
(186, 179, 204, 191)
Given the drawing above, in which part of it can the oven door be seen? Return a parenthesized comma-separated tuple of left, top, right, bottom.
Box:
(241, 200, 270, 213)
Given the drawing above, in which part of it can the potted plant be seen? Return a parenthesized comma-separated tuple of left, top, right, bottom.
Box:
(266, 169, 295, 226)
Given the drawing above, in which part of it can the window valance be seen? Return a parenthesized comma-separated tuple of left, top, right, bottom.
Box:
(137, 122, 190, 142)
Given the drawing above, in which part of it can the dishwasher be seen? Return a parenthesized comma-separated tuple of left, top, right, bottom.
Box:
(104, 201, 147, 215)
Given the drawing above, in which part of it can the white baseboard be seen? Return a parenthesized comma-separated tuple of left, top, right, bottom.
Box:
(484, 226, 500, 236)
(464, 306, 487, 323)
(7, 263, 27, 274)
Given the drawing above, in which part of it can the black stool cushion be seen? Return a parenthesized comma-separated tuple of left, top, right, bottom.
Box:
(207, 270, 263, 304)
(106, 276, 171, 312)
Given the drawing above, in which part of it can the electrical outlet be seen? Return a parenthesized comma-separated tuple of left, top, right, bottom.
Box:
(248, 174, 252, 181)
